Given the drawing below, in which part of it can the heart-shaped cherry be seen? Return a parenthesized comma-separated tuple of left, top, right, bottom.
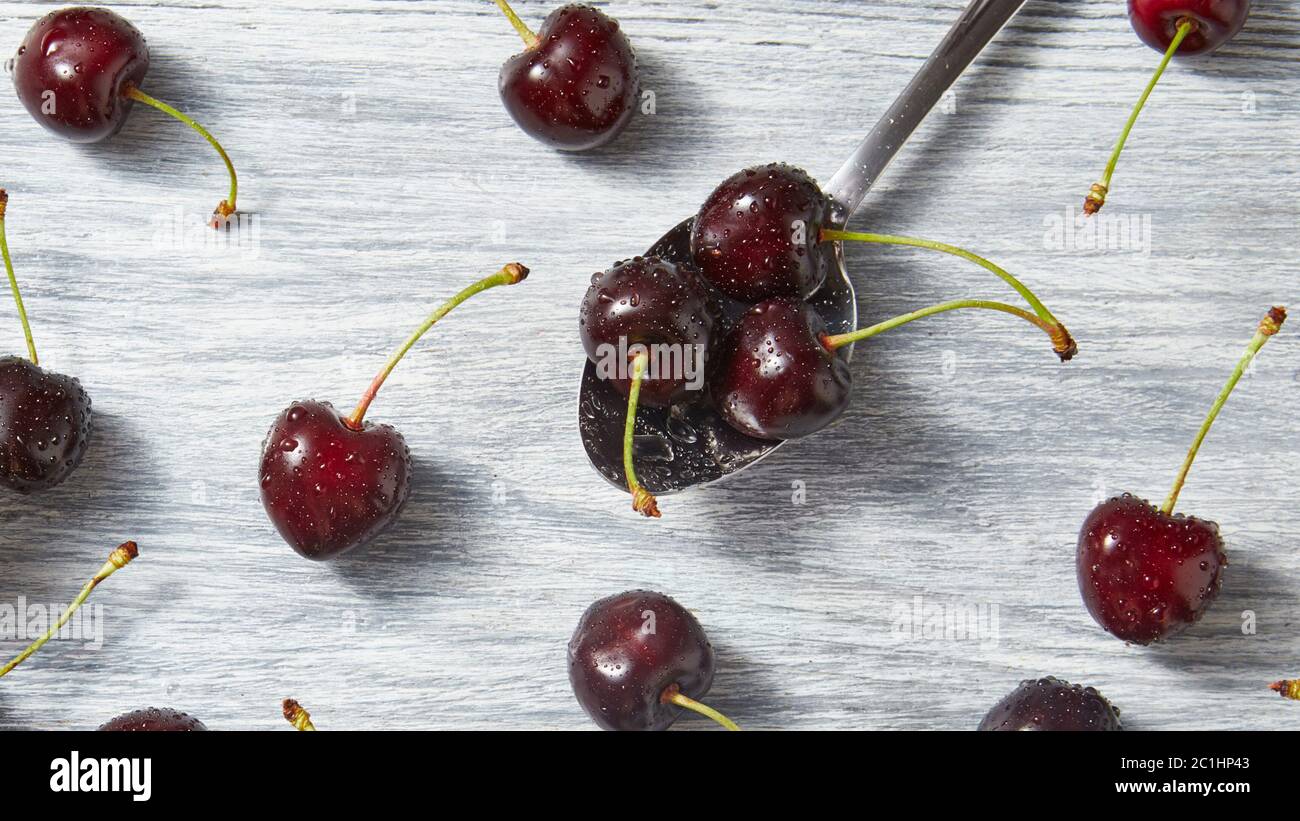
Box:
(979, 677, 1123, 731)
(493, 2, 638, 151)
(260, 264, 528, 560)
(11, 6, 240, 227)
(1084, 1, 1251, 214)
(568, 590, 738, 731)
(98, 707, 207, 731)
(1078, 307, 1284, 643)
(712, 293, 1073, 443)
(0, 192, 92, 493)
(1, 541, 138, 678)
(259, 400, 410, 560)
(282, 698, 318, 730)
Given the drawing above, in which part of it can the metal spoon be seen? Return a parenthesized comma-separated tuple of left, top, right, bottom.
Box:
(579, 0, 1029, 495)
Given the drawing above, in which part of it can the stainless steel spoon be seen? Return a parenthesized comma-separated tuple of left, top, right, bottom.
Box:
(579, 0, 1029, 496)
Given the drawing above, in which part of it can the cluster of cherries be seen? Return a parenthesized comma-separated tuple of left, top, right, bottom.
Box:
(582, 163, 1076, 517)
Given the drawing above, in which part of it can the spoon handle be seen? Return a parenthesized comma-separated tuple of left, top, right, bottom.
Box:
(825, 0, 1027, 223)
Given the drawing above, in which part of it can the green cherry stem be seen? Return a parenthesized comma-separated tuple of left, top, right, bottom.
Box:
(0, 191, 38, 364)
(282, 699, 318, 731)
(0, 542, 139, 678)
(819, 228, 1066, 329)
(347, 263, 529, 429)
(821, 299, 1076, 361)
(1085, 19, 1195, 216)
(492, 0, 540, 48)
(1161, 307, 1286, 516)
(124, 86, 240, 228)
(662, 684, 741, 731)
(624, 350, 661, 518)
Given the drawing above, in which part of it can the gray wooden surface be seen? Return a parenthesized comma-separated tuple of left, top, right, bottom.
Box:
(0, 0, 1297, 731)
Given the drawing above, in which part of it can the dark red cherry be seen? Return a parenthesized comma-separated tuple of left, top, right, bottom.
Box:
(496, 3, 638, 151)
(580, 257, 717, 408)
(0, 356, 92, 493)
(1128, 0, 1250, 56)
(711, 298, 850, 441)
(691, 164, 830, 304)
(979, 677, 1123, 731)
(568, 590, 719, 731)
(98, 707, 207, 732)
(258, 400, 411, 561)
(1077, 494, 1225, 645)
(11, 7, 149, 143)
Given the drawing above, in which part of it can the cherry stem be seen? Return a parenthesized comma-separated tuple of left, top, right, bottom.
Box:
(0, 191, 38, 364)
(1270, 680, 1300, 701)
(282, 698, 318, 730)
(624, 351, 661, 518)
(492, 0, 540, 48)
(820, 228, 1066, 330)
(124, 86, 239, 229)
(1085, 19, 1195, 216)
(822, 299, 1076, 362)
(1161, 307, 1286, 516)
(0, 542, 139, 678)
(347, 263, 528, 429)
(661, 685, 740, 731)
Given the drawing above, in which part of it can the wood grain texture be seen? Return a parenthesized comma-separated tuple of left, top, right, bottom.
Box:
(0, 0, 1297, 731)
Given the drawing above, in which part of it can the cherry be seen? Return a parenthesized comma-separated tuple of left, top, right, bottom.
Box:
(98, 707, 207, 732)
(1, 542, 138, 678)
(0, 192, 91, 493)
(582, 256, 718, 518)
(979, 677, 1123, 731)
(282, 698, 318, 730)
(1084, 1, 1251, 215)
(691, 164, 831, 304)
(712, 298, 851, 442)
(580, 257, 717, 409)
(260, 264, 528, 560)
(1078, 307, 1285, 644)
(11, 7, 240, 227)
(259, 400, 411, 560)
(568, 590, 739, 731)
(493, 2, 638, 151)
(712, 293, 1072, 443)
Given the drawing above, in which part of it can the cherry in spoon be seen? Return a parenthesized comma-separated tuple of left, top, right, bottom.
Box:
(568, 590, 739, 731)
(259, 264, 528, 560)
(0, 191, 92, 492)
(1083, 1, 1251, 215)
(10, 7, 241, 227)
(979, 677, 1123, 731)
(492, 1, 638, 151)
(1078, 307, 1285, 644)
(1, 541, 138, 678)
